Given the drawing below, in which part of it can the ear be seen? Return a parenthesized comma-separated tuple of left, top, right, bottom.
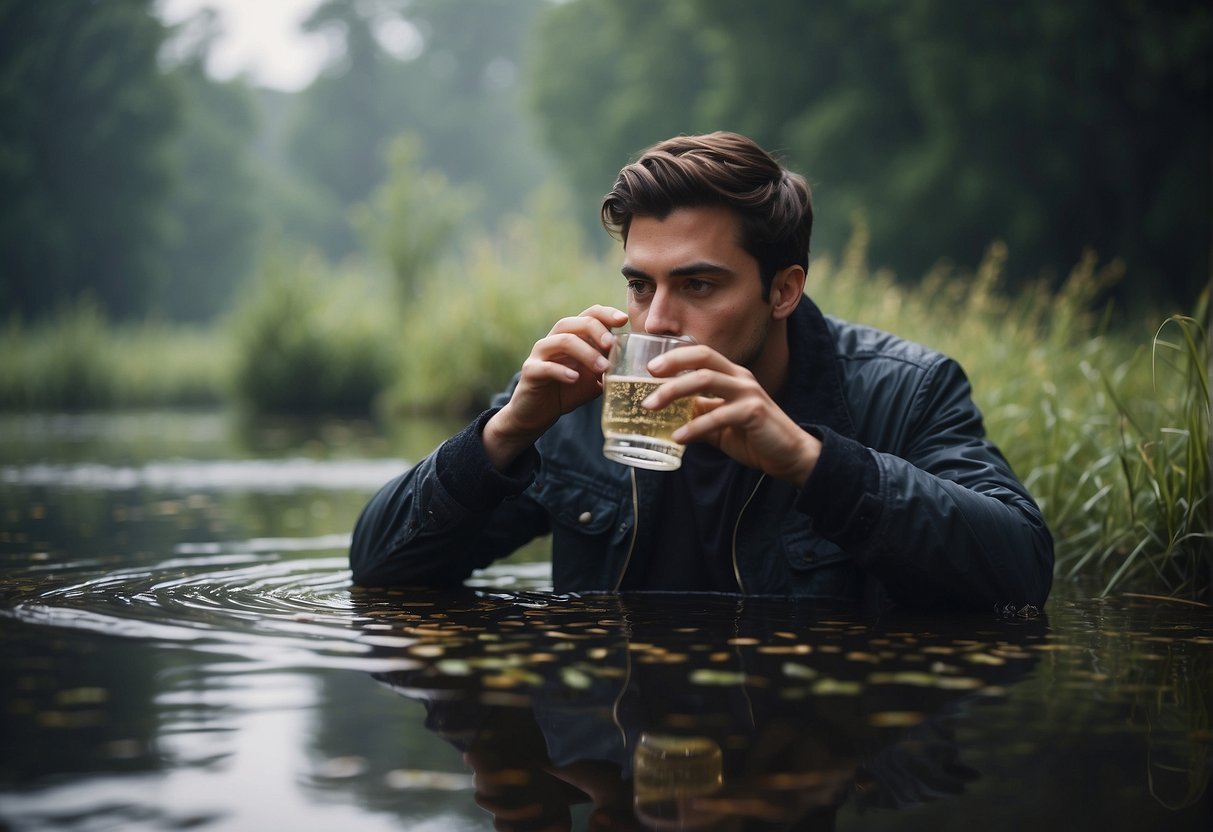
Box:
(769, 265, 806, 321)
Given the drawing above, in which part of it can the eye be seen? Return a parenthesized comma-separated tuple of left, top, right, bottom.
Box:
(626, 279, 653, 298)
(684, 278, 714, 294)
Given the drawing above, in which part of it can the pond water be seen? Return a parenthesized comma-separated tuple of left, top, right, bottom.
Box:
(1, 411, 1211, 831)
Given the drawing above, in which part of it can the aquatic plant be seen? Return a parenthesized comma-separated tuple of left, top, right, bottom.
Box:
(808, 228, 1210, 601)
(225, 247, 398, 417)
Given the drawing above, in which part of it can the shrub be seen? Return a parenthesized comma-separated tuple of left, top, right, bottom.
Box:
(386, 187, 611, 416)
(0, 299, 226, 410)
(226, 250, 399, 416)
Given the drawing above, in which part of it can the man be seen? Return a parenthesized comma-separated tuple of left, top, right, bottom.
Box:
(350, 131, 1053, 610)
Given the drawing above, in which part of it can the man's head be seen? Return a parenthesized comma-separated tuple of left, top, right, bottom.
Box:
(600, 132, 813, 299)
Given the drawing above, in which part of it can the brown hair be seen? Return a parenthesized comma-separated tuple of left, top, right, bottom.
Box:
(600, 132, 813, 297)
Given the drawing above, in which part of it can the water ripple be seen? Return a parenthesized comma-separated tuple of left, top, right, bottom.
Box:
(0, 543, 554, 672)
(1, 458, 410, 492)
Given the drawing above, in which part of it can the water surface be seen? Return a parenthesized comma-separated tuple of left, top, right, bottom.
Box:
(1, 411, 1210, 830)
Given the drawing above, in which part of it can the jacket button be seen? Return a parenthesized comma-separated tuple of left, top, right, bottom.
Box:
(578, 511, 593, 525)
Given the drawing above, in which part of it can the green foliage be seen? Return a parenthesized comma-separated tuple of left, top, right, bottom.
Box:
(528, 0, 1211, 308)
(385, 187, 609, 416)
(0, 300, 227, 410)
(283, 0, 551, 261)
(159, 12, 264, 321)
(226, 250, 399, 417)
(808, 228, 1211, 600)
(528, 0, 712, 206)
(0, 0, 180, 320)
(352, 134, 479, 303)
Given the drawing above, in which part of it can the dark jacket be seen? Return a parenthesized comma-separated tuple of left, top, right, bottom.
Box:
(350, 298, 1054, 610)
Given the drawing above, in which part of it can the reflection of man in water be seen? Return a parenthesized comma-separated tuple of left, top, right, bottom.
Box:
(366, 591, 1043, 831)
(350, 131, 1052, 611)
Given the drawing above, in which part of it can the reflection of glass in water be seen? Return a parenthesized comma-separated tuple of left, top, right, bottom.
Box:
(602, 376, 694, 471)
(633, 733, 723, 829)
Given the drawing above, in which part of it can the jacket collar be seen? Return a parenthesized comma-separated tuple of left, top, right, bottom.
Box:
(776, 296, 858, 440)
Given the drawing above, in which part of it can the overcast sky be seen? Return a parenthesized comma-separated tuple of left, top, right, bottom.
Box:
(156, 0, 329, 91)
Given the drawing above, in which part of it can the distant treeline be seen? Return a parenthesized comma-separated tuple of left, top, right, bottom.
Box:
(1, 0, 1209, 323)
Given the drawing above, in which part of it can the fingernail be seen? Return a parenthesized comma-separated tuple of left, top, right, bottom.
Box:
(641, 395, 656, 409)
(595, 356, 609, 372)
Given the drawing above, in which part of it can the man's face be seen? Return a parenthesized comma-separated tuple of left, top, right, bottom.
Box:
(621, 205, 774, 370)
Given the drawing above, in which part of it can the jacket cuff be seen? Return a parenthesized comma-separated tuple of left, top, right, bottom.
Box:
(798, 424, 881, 546)
(435, 408, 539, 512)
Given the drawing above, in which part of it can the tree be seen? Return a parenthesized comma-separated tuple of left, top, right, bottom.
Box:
(528, 0, 1212, 308)
(0, 0, 179, 319)
(159, 10, 263, 321)
(527, 0, 713, 220)
(351, 133, 478, 303)
(282, 0, 405, 258)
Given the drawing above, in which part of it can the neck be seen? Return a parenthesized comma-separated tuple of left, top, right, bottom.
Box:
(751, 318, 791, 395)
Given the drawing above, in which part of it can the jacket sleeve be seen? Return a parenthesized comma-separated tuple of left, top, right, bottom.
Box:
(799, 357, 1054, 611)
(348, 408, 551, 587)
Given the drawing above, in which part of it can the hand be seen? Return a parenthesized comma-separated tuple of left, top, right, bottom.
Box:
(484, 306, 629, 471)
(642, 345, 822, 487)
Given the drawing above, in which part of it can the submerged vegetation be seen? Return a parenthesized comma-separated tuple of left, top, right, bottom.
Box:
(0, 207, 1208, 600)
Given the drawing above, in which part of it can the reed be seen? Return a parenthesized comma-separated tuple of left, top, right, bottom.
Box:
(0, 300, 227, 410)
(2, 212, 1207, 599)
(807, 227, 1210, 600)
(384, 187, 608, 416)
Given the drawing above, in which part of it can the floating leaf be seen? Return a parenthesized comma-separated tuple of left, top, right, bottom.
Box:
(384, 769, 473, 791)
(561, 667, 593, 690)
(868, 711, 925, 728)
(435, 659, 472, 676)
(781, 662, 820, 680)
(845, 651, 881, 663)
(811, 678, 863, 695)
(409, 644, 446, 658)
(868, 672, 938, 687)
(964, 653, 1006, 666)
(690, 669, 748, 686)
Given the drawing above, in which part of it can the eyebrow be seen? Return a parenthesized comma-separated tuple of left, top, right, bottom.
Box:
(620, 261, 735, 279)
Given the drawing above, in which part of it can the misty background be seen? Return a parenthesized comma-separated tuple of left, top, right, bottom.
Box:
(2, 0, 1208, 327)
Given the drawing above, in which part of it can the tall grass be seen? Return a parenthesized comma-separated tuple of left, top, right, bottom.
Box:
(0, 300, 227, 410)
(383, 187, 609, 416)
(1, 208, 1207, 599)
(807, 225, 1210, 600)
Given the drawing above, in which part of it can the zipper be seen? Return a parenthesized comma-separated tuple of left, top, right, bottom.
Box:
(613, 467, 641, 591)
(731, 474, 766, 594)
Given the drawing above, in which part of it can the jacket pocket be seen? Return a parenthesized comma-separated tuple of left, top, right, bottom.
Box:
(780, 525, 863, 600)
(533, 469, 629, 542)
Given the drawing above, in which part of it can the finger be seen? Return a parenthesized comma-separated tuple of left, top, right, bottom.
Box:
(532, 332, 611, 376)
(641, 368, 749, 410)
(646, 343, 734, 377)
(520, 357, 583, 385)
(577, 304, 629, 327)
(552, 307, 628, 351)
(692, 395, 728, 417)
(672, 397, 761, 443)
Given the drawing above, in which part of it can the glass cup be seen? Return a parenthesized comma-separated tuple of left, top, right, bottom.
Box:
(632, 733, 723, 829)
(601, 332, 695, 471)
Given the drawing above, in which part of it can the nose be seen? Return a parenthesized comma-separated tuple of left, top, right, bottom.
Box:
(642, 286, 682, 336)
